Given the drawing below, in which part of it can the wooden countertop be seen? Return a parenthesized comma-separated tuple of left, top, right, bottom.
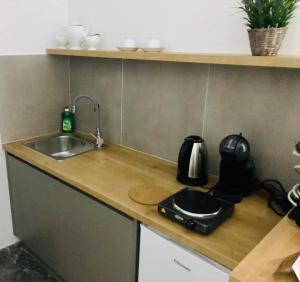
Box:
(230, 216, 300, 282)
(4, 139, 280, 270)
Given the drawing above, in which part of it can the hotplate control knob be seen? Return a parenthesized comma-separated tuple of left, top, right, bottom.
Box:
(185, 219, 196, 230)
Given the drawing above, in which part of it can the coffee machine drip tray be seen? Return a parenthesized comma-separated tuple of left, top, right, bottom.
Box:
(158, 188, 234, 235)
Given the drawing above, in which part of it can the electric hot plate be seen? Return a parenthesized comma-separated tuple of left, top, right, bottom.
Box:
(158, 187, 234, 235)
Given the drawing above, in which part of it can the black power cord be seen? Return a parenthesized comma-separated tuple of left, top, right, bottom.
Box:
(259, 179, 292, 216)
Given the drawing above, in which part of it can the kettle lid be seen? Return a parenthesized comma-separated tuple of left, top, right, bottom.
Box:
(185, 135, 204, 143)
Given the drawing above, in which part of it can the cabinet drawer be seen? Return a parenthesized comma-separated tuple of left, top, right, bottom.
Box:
(139, 225, 229, 282)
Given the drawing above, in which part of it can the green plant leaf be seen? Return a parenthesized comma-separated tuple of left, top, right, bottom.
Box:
(238, 0, 299, 28)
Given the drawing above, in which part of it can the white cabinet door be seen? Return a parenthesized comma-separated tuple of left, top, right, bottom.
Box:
(138, 225, 229, 282)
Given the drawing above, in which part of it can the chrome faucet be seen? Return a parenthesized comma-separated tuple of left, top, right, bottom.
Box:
(72, 95, 104, 149)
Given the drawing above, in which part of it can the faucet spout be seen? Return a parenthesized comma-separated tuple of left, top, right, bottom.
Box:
(72, 95, 103, 148)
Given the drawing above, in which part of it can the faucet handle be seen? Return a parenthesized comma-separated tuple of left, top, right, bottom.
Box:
(89, 133, 104, 148)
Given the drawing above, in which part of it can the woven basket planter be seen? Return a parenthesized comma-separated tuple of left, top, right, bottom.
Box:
(248, 27, 287, 56)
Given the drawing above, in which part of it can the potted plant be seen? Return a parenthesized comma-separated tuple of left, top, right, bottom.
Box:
(239, 0, 299, 56)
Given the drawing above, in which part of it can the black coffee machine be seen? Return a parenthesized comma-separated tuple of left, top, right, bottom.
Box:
(212, 133, 258, 203)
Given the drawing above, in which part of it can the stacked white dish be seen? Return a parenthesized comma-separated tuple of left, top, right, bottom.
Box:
(117, 38, 138, 51)
(117, 37, 164, 52)
(142, 38, 164, 52)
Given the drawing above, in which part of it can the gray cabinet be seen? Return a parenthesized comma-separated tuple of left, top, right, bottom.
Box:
(6, 155, 138, 282)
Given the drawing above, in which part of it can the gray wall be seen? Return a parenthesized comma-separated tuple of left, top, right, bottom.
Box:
(70, 57, 300, 190)
(0, 55, 69, 143)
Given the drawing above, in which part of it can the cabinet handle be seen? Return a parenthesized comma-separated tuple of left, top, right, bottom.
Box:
(173, 259, 191, 272)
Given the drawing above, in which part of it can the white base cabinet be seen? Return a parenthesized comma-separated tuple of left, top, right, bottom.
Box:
(138, 225, 229, 282)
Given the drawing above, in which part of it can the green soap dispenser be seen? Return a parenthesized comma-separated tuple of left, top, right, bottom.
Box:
(61, 107, 75, 133)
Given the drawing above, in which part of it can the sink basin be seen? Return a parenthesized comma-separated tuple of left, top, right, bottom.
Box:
(25, 135, 95, 160)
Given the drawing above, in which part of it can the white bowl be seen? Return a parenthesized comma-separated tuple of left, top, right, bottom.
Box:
(145, 38, 161, 49)
(120, 38, 137, 48)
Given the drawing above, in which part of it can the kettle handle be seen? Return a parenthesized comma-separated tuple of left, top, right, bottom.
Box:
(177, 138, 194, 172)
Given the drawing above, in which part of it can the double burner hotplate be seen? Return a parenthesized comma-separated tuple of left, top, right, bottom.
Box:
(158, 188, 234, 235)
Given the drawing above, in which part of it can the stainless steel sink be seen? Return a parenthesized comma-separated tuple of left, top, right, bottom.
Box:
(24, 135, 95, 160)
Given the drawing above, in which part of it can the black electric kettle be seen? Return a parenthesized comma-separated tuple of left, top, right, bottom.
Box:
(177, 136, 208, 186)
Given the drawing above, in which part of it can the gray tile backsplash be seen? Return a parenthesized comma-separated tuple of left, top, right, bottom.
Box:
(205, 65, 300, 189)
(69, 58, 122, 144)
(0, 55, 69, 143)
(2, 55, 294, 190)
(122, 60, 209, 162)
(68, 59, 300, 190)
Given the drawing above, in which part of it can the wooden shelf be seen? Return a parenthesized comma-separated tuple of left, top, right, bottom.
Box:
(47, 48, 300, 69)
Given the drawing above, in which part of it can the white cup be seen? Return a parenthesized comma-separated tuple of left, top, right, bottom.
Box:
(145, 38, 161, 48)
(86, 34, 101, 50)
(56, 34, 68, 49)
(121, 38, 136, 48)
